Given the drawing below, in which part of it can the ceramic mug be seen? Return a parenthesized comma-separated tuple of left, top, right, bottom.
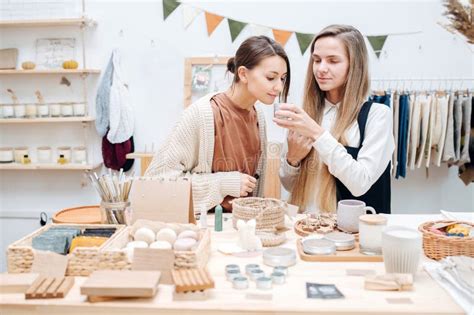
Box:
(337, 199, 376, 233)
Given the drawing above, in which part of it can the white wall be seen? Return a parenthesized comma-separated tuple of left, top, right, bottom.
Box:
(1, 0, 473, 271)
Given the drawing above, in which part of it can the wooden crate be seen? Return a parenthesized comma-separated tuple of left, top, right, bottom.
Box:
(7, 223, 124, 276)
(100, 223, 211, 272)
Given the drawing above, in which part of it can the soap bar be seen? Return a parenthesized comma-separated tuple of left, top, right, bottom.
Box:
(177, 230, 198, 241)
(69, 236, 108, 253)
(156, 228, 177, 245)
(134, 227, 155, 244)
(149, 241, 172, 249)
(173, 238, 197, 251)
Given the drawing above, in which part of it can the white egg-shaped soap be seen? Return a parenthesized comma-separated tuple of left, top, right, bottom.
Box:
(177, 230, 198, 241)
(156, 228, 177, 245)
(134, 227, 155, 244)
(173, 238, 197, 251)
(126, 240, 148, 249)
(149, 240, 173, 250)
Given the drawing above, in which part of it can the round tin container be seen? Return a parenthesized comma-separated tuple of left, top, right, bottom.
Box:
(226, 269, 241, 281)
(232, 276, 249, 290)
(271, 272, 286, 285)
(225, 264, 240, 273)
(273, 266, 288, 276)
(262, 248, 296, 267)
(256, 276, 272, 290)
(302, 238, 336, 255)
(249, 269, 265, 281)
(245, 263, 260, 276)
(324, 231, 356, 251)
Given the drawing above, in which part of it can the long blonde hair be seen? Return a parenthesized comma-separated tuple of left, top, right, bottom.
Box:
(289, 25, 370, 213)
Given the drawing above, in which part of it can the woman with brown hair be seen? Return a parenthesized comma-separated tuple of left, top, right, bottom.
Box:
(146, 35, 290, 214)
(275, 25, 394, 214)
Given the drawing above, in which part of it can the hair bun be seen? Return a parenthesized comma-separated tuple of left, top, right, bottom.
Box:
(227, 57, 236, 73)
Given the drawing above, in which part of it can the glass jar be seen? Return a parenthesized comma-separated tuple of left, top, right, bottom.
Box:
(359, 214, 387, 255)
(0, 147, 14, 163)
(60, 102, 73, 117)
(14, 104, 26, 118)
(100, 201, 130, 225)
(72, 146, 87, 164)
(37, 104, 49, 117)
(37, 146, 52, 163)
(73, 103, 86, 116)
(14, 147, 29, 163)
(25, 104, 37, 118)
(3, 104, 14, 118)
(50, 104, 61, 117)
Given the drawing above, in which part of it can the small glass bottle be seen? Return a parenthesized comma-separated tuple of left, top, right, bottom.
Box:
(57, 154, 67, 165)
(214, 205, 223, 232)
(21, 154, 31, 164)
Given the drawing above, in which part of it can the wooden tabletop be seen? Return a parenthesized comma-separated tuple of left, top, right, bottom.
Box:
(0, 214, 465, 315)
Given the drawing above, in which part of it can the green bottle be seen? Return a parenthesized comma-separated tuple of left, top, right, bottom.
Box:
(214, 205, 223, 232)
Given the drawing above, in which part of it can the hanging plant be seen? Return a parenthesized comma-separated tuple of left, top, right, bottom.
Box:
(443, 0, 474, 44)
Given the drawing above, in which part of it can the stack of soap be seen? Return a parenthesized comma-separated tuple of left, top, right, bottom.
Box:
(82, 228, 116, 238)
(32, 227, 81, 255)
(69, 236, 108, 253)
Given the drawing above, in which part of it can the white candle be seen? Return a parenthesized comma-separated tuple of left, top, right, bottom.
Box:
(73, 103, 86, 116)
(72, 146, 87, 164)
(3, 105, 14, 118)
(50, 104, 61, 117)
(14, 105, 26, 118)
(38, 104, 49, 117)
(60, 103, 73, 117)
(25, 104, 37, 118)
(37, 146, 52, 163)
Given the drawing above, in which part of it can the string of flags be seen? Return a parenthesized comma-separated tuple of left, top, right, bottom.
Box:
(164, 0, 404, 58)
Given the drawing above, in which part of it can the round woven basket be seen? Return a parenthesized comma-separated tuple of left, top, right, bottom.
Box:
(232, 197, 286, 230)
(418, 220, 474, 260)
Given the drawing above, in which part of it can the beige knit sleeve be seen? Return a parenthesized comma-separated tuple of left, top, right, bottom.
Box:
(144, 104, 241, 214)
(279, 137, 300, 192)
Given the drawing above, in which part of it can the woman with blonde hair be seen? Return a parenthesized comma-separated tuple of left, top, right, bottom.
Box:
(146, 35, 290, 214)
(275, 25, 394, 214)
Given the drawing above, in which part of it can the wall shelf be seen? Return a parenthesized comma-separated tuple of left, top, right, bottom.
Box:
(0, 163, 102, 171)
(0, 117, 95, 124)
(0, 17, 96, 28)
(0, 69, 100, 75)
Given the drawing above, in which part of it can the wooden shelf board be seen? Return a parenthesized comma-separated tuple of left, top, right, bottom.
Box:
(0, 163, 102, 170)
(0, 117, 95, 124)
(0, 18, 93, 27)
(0, 69, 100, 75)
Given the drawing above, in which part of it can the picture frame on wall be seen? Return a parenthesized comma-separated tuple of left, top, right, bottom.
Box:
(35, 38, 76, 69)
(183, 57, 233, 107)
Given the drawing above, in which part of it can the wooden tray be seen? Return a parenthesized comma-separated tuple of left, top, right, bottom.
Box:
(52, 205, 101, 224)
(296, 239, 383, 262)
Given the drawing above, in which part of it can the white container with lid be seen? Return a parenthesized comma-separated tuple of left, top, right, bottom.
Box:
(359, 214, 387, 255)
(262, 248, 296, 267)
(324, 231, 355, 251)
(302, 238, 336, 255)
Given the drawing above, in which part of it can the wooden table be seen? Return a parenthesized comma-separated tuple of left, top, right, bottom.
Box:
(0, 214, 465, 315)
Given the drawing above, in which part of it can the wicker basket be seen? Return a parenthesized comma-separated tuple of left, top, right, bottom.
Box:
(418, 220, 474, 260)
(99, 221, 211, 270)
(7, 223, 124, 276)
(232, 197, 286, 230)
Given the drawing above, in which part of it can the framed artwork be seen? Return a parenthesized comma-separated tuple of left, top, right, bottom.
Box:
(183, 57, 233, 107)
(35, 38, 76, 69)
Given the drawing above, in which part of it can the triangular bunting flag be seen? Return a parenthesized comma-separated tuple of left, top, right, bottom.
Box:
(228, 19, 247, 42)
(163, 0, 180, 20)
(367, 35, 388, 58)
(272, 29, 293, 46)
(295, 32, 315, 55)
(182, 4, 201, 29)
(249, 24, 271, 36)
(205, 12, 224, 36)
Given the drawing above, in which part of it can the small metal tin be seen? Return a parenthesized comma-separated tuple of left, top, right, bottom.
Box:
(226, 269, 241, 281)
(271, 271, 286, 285)
(256, 276, 273, 290)
(302, 238, 336, 255)
(232, 276, 249, 290)
(273, 265, 288, 276)
(249, 269, 265, 281)
(262, 248, 296, 267)
(324, 231, 356, 251)
(225, 264, 240, 272)
(245, 263, 260, 276)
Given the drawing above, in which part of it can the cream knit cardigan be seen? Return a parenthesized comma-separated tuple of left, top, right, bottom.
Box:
(145, 92, 267, 214)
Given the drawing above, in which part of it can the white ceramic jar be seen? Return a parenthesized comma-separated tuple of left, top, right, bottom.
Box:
(72, 146, 87, 164)
(37, 146, 52, 163)
(0, 147, 14, 163)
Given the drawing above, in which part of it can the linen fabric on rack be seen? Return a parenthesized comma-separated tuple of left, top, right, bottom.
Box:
(369, 89, 473, 184)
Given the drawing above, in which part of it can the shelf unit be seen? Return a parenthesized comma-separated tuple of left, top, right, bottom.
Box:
(0, 163, 102, 171)
(0, 117, 95, 124)
(0, 2, 101, 171)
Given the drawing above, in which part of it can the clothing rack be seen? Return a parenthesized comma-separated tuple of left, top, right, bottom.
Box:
(370, 78, 474, 91)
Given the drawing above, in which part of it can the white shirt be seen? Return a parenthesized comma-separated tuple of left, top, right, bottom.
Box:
(280, 99, 395, 213)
